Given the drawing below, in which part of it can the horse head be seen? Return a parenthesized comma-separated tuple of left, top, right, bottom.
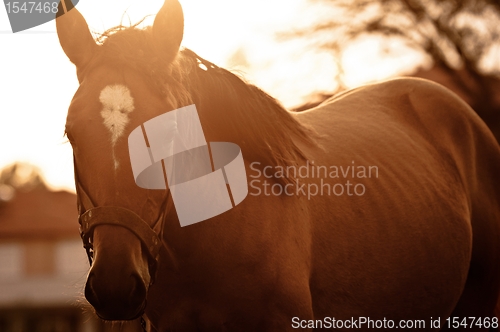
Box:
(56, 0, 184, 321)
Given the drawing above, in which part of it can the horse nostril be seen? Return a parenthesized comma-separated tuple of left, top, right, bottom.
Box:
(129, 273, 147, 306)
(84, 272, 101, 308)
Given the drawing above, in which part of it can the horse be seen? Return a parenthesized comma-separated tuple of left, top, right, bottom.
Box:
(56, 0, 500, 330)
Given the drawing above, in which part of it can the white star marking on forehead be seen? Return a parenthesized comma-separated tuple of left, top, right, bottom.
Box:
(99, 84, 135, 146)
(99, 84, 135, 170)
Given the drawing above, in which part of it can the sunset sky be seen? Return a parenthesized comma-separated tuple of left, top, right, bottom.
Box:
(0, 0, 425, 191)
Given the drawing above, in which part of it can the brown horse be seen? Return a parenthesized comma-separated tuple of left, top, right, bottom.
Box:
(56, 0, 500, 330)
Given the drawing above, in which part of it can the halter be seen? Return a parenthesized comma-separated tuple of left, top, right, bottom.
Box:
(74, 158, 166, 286)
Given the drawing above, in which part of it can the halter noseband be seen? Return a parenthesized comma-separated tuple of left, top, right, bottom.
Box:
(74, 162, 164, 286)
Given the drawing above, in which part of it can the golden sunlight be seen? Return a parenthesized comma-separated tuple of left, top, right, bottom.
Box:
(0, 0, 422, 190)
(75, 0, 339, 108)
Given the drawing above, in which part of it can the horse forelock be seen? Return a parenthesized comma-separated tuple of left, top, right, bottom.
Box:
(83, 24, 318, 182)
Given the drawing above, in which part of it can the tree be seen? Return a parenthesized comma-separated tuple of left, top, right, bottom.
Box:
(0, 162, 46, 191)
(290, 0, 500, 140)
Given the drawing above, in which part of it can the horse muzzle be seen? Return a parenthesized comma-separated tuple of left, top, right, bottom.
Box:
(85, 270, 148, 320)
(76, 206, 163, 320)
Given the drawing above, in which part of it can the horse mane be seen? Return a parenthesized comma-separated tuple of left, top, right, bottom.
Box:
(88, 24, 318, 183)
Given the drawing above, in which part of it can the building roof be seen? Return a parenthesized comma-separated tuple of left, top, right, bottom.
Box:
(0, 188, 79, 240)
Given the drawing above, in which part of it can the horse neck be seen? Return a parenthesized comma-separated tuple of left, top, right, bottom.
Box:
(180, 56, 314, 177)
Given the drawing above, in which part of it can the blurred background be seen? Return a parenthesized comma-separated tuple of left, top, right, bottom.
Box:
(0, 0, 499, 331)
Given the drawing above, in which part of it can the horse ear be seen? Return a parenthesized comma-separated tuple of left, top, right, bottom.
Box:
(56, 3, 96, 68)
(152, 0, 184, 63)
